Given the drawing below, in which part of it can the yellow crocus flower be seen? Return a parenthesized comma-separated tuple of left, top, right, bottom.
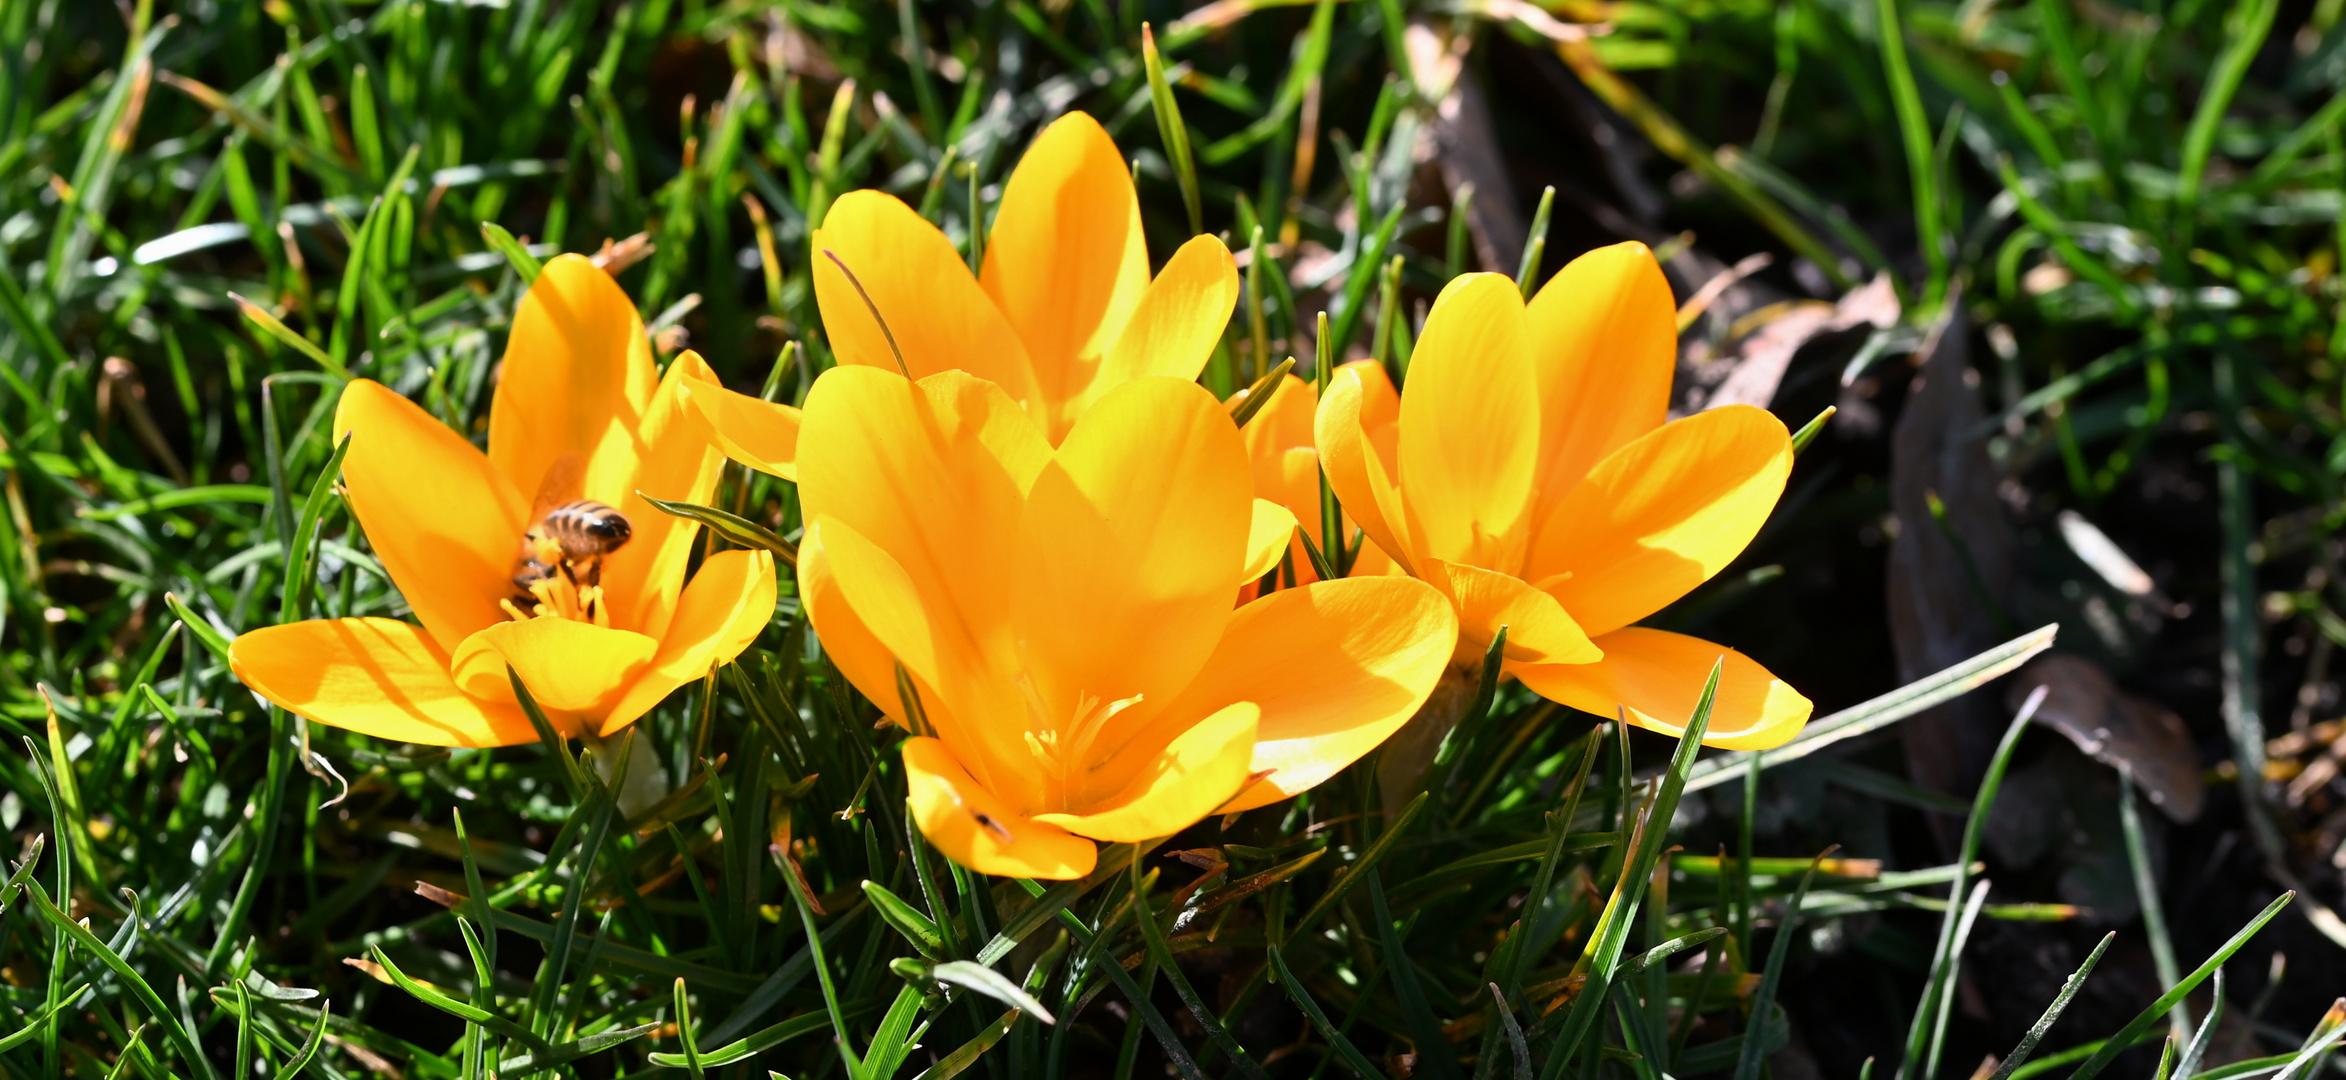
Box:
(230, 256, 778, 745)
(1316, 243, 1812, 749)
(793, 367, 1457, 878)
(685, 111, 1238, 475)
(1237, 373, 1394, 589)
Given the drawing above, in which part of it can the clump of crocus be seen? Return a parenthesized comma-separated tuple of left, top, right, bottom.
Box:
(231, 255, 777, 746)
(790, 367, 1457, 878)
(1317, 243, 1812, 751)
(683, 110, 1237, 479)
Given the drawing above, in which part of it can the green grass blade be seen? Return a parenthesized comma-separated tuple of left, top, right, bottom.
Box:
(2067, 890, 2298, 1080)
(1685, 624, 2057, 795)
(1267, 945, 1385, 1079)
(1986, 933, 2115, 1080)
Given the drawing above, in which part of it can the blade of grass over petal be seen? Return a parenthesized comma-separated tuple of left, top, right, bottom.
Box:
(1543, 660, 1722, 1076)
(1686, 625, 2057, 794)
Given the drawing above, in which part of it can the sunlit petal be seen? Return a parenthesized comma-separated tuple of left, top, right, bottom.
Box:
(1527, 404, 1792, 636)
(487, 253, 657, 508)
(812, 191, 1039, 404)
(798, 523, 902, 717)
(904, 736, 1098, 880)
(598, 350, 725, 640)
(797, 366, 1042, 688)
(449, 618, 658, 734)
(1512, 627, 1812, 749)
(682, 366, 802, 482)
(1418, 558, 1602, 667)
(1523, 242, 1676, 498)
(1078, 234, 1239, 422)
(980, 112, 1150, 429)
(1034, 703, 1258, 842)
(1241, 499, 1299, 585)
(1009, 377, 1249, 735)
(1397, 273, 1541, 568)
(1146, 577, 1458, 813)
(599, 549, 777, 736)
(1315, 361, 1411, 569)
(810, 516, 1029, 804)
(229, 618, 534, 747)
(335, 379, 528, 654)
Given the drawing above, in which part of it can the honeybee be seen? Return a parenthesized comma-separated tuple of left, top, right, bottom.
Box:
(513, 499, 633, 593)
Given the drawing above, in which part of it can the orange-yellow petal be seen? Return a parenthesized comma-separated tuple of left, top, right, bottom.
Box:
(980, 112, 1150, 430)
(449, 618, 658, 733)
(1008, 377, 1249, 733)
(487, 253, 657, 508)
(810, 515, 1029, 803)
(1034, 702, 1260, 842)
(796, 367, 1042, 676)
(1418, 558, 1602, 667)
(1397, 273, 1542, 569)
(599, 549, 778, 736)
(1242, 374, 1319, 506)
(335, 379, 529, 654)
(812, 191, 1039, 405)
(229, 618, 535, 747)
(1527, 404, 1793, 636)
(796, 367, 1052, 802)
(1151, 576, 1458, 813)
(1315, 361, 1411, 569)
(807, 516, 955, 704)
(1523, 242, 1677, 498)
(797, 521, 904, 719)
(682, 366, 803, 482)
(1242, 499, 1299, 585)
(598, 350, 726, 641)
(1079, 234, 1239, 418)
(1512, 626, 1811, 749)
(904, 736, 1098, 880)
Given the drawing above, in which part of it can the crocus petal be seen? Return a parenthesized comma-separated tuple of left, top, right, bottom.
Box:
(449, 619, 658, 731)
(1398, 273, 1542, 569)
(1142, 576, 1458, 813)
(598, 350, 726, 640)
(797, 367, 1046, 683)
(487, 253, 657, 507)
(1419, 558, 1602, 667)
(797, 522, 903, 719)
(230, 618, 535, 747)
(598, 549, 777, 736)
(1034, 702, 1259, 842)
(808, 515, 954, 704)
(1512, 627, 1812, 749)
(1242, 499, 1299, 585)
(796, 367, 1055, 803)
(335, 380, 529, 654)
(810, 516, 1027, 803)
(1527, 404, 1793, 636)
(1242, 374, 1318, 507)
(1314, 361, 1410, 569)
(681, 366, 802, 482)
(812, 191, 1039, 405)
(980, 112, 1150, 429)
(904, 736, 1098, 880)
(1010, 377, 1249, 738)
(1523, 242, 1676, 498)
(1080, 234, 1239, 420)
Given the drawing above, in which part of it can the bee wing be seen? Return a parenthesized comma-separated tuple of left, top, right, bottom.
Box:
(530, 451, 587, 521)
